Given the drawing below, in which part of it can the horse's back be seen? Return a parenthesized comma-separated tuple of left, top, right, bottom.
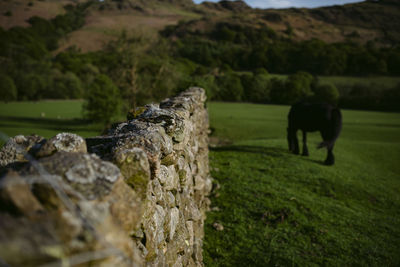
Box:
(288, 102, 337, 131)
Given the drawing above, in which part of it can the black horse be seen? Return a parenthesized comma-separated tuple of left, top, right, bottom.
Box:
(287, 102, 342, 165)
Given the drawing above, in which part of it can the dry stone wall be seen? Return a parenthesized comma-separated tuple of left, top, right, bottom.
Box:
(0, 87, 212, 267)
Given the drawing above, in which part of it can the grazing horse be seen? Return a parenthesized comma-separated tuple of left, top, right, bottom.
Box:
(287, 102, 342, 165)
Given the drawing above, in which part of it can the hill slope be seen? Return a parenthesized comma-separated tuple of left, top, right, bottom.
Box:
(1, 0, 399, 52)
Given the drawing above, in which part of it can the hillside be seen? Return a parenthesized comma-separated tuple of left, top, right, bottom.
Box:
(0, 0, 78, 29)
(186, 0, 400, 46)
(1, 0, 399, 52)
(1, 0, 399, 111)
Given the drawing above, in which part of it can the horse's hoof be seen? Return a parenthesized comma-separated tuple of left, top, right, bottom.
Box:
(324, 160, 334, 166)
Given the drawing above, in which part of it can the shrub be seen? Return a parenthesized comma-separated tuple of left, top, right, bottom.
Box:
(270, 72, 314, 104)
(83, 74, 121, 124)
(0, 74, 17, 102)
(18, 74, 46, 100)
(269, 78, 287, 104)
(313, 83, 340, 104)
(381, 83, 400, 111)
(216, 72, 244, 102)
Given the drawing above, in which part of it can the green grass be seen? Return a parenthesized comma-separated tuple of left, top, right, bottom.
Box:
(1, 100, 399, 266)
(204, 102, 400, 266)
(0, 100, 104, 143)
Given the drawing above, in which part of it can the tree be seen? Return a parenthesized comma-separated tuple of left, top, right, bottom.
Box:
(0, 74, 17, 102)
(313, 83, 340, 104)
(216, 72, 244, 102)
(18, 73, 46, 100)
(249, 73, 271, 103)
(83, 74, 121, 125)
(270, 72, 314, 104)
(63, 72, 83, 99)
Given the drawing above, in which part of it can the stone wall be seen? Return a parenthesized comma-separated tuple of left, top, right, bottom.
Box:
(0, 87, 212, 266)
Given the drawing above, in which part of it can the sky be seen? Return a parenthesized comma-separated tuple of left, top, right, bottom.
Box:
(192, 0, 365, 9)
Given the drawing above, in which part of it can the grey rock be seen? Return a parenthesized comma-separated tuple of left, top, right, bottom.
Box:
(36, 133, 86, 157)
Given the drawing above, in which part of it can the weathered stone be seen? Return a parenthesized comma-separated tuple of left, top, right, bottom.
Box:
(29, 152, 120, 200)
(166, 191, 176, 208)
(108, 178, 143, 233)
(167, 207, 180, 241)
(0, 160, 142, 267)
(158, 164, 179, 191)
(0, 172, 44, 218)
(152, 178, 165, 206)
(0, 87, 211, 267)
(161, 151, 177, 166)
(0, 134, 45, 168)
(194, 175, 205, 191)
(36, 133, 86, 158)
(213, 222, 224, 231)
(113, 147, 150, 200)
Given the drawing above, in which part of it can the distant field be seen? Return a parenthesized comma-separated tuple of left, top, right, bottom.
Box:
(0, 100, 102, 143)
(204, 102, 400, 266)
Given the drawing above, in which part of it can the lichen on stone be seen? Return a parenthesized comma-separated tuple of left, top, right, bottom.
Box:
(34, 152, 120, 200)
(113, 147, 151, 200)
(36, 133, 87, 158)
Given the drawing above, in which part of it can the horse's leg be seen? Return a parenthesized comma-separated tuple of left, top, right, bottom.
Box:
(293, 129, 299, 155)
(325, 143, 335, 165)
(302, 130, 309, 156)
(321, 130, 335, 165)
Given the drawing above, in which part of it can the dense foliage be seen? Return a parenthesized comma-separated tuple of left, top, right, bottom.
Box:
(83, 74, 121, 124)
(165, 21, 400, 76)
(0, 3, 399, 112)
(0, 2, 90, 102)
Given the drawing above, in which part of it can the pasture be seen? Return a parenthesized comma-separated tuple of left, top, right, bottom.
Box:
(0, 100, 101, 144)
(204, 102, 400, 266)
(0, 100, 399, 266)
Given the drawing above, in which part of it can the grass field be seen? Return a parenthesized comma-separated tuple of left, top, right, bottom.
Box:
(0, 100, 102, 144)
(1, 100, 399, 266)
(204, 102, 400, 266)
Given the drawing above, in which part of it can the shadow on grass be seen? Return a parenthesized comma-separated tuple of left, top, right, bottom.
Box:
(210, 144, 329, 166)
(0, 116, 92, 132)
(210, 145, 288, 158)
(299, 157, 326, 166)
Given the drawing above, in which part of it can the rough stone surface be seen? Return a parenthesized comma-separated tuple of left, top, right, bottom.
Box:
(0, 134, 45, 168)
(36, 133, 87, 157)
(0, 87, 211, 266)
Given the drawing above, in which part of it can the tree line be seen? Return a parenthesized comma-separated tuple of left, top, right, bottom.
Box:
(1, 7, 400, 125)
(164, 21, 400, 76)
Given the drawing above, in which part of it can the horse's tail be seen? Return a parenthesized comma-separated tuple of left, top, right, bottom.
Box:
(318, 107, 342, 149)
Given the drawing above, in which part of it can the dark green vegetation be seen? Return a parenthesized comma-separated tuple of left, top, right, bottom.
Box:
(204, 102, 400, 266)
(164, 21, 400, 76)
(1, 0, 400, 115)
(0, 2, 89, 101)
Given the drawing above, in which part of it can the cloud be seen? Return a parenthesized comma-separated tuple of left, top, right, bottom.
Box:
(247, 0, 293, 8)
(193, 0, 365, 9)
